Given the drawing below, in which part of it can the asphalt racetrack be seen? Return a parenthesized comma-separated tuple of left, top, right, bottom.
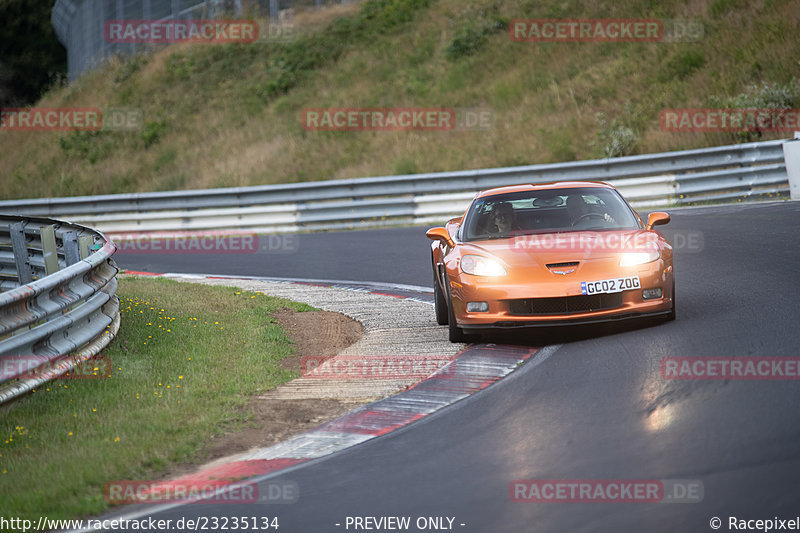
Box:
(110, 201, 800, 532)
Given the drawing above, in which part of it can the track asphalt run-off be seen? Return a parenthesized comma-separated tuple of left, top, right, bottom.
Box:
(93, 271, 554, 525)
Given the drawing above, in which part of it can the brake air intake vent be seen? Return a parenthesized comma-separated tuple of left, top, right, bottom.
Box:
(508, 293, 623, 315)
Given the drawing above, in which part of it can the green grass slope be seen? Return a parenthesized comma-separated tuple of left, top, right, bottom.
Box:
(1, 0, 797, 200)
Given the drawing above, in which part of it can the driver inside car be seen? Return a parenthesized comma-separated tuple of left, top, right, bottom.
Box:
(489, 202, 520, 235)
(566, 194, 616, 227)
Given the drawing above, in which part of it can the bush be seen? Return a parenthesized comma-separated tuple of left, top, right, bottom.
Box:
(445, 4, 507, 60)
(59, 131, 111, 164)
(712, 79, 800, 109)
(141, 119, 167, 148)
(594, 113, 638, 158)
(658, 50, 705, 82)
(709, 79, 800, 141)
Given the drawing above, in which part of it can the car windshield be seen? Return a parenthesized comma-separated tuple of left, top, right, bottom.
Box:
(462, 187, 640, 242)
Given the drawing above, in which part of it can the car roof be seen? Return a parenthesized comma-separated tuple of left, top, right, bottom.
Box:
(475, 181, 614, 199)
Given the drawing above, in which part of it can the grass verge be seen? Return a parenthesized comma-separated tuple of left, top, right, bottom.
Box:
(0, 276, 313, 520)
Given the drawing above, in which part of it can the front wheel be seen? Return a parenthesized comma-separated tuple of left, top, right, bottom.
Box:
(667, 278, 676, 321)
(445, 276, 468, 343)
(433, 264, 448, 326)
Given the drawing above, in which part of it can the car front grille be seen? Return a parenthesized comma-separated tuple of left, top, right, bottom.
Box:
(507, 293, 624, 315)
(545, 262, 580, 269)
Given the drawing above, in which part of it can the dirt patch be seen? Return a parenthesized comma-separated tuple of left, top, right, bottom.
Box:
(272, 309, 364, 372)
(160, 309, 364, 479)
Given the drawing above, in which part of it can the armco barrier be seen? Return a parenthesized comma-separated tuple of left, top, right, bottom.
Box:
(0, 139, 791, 235)
(783, 137, 800, 200)
(0, 215, 119, 404)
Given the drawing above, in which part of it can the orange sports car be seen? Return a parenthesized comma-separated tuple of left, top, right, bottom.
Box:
(426, 181, 675, 342)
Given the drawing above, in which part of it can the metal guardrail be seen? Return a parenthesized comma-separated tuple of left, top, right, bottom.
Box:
(0, 216, 119, 404)
(0, 139, 791, 235)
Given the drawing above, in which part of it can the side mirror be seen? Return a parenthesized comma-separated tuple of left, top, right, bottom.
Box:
(646, 212, 670, 230)
(426, 227, 455, 248)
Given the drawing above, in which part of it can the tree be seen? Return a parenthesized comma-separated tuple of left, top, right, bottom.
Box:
(0, 0, 67, 107)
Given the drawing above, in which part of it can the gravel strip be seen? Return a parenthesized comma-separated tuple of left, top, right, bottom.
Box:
(164, 274, 464, 400)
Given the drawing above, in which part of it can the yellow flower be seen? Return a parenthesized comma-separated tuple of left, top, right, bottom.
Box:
(67, 432, 73, 436)
(114, 437, 120, 442)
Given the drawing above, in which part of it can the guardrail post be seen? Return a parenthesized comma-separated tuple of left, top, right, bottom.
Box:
(78, 236, 93, 259)
(783, 137, 800, 201)
(40, 225, 60, 276)
(63, 231, 80, 265)
(10, 222, 33, 286)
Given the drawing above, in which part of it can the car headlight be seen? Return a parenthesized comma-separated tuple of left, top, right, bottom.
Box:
(461, 255, 507, 276)
(619, 250, 660, 266)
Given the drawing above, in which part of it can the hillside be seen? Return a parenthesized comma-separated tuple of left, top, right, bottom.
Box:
(1, 0, 798, 200)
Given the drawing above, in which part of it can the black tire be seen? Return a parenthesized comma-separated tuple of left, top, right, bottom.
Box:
(666, 278, 676, 321)
(445, 275, 468, 343)
(433, 263, 448, 326)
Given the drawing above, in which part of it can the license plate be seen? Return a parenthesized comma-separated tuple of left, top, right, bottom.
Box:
(581, 276, 640, 295)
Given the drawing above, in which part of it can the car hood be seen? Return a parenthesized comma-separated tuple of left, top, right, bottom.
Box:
(461, 230, 658, 268)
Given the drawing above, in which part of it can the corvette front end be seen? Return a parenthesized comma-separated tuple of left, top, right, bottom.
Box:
(427, 181, 676, 342)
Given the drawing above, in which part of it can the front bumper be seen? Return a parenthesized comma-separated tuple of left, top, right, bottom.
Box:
(459, 309, 673, 331)
(449, 261, 674, 328)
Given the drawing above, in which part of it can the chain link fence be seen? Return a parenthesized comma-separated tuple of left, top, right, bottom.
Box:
(52, 0, 352, 80)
